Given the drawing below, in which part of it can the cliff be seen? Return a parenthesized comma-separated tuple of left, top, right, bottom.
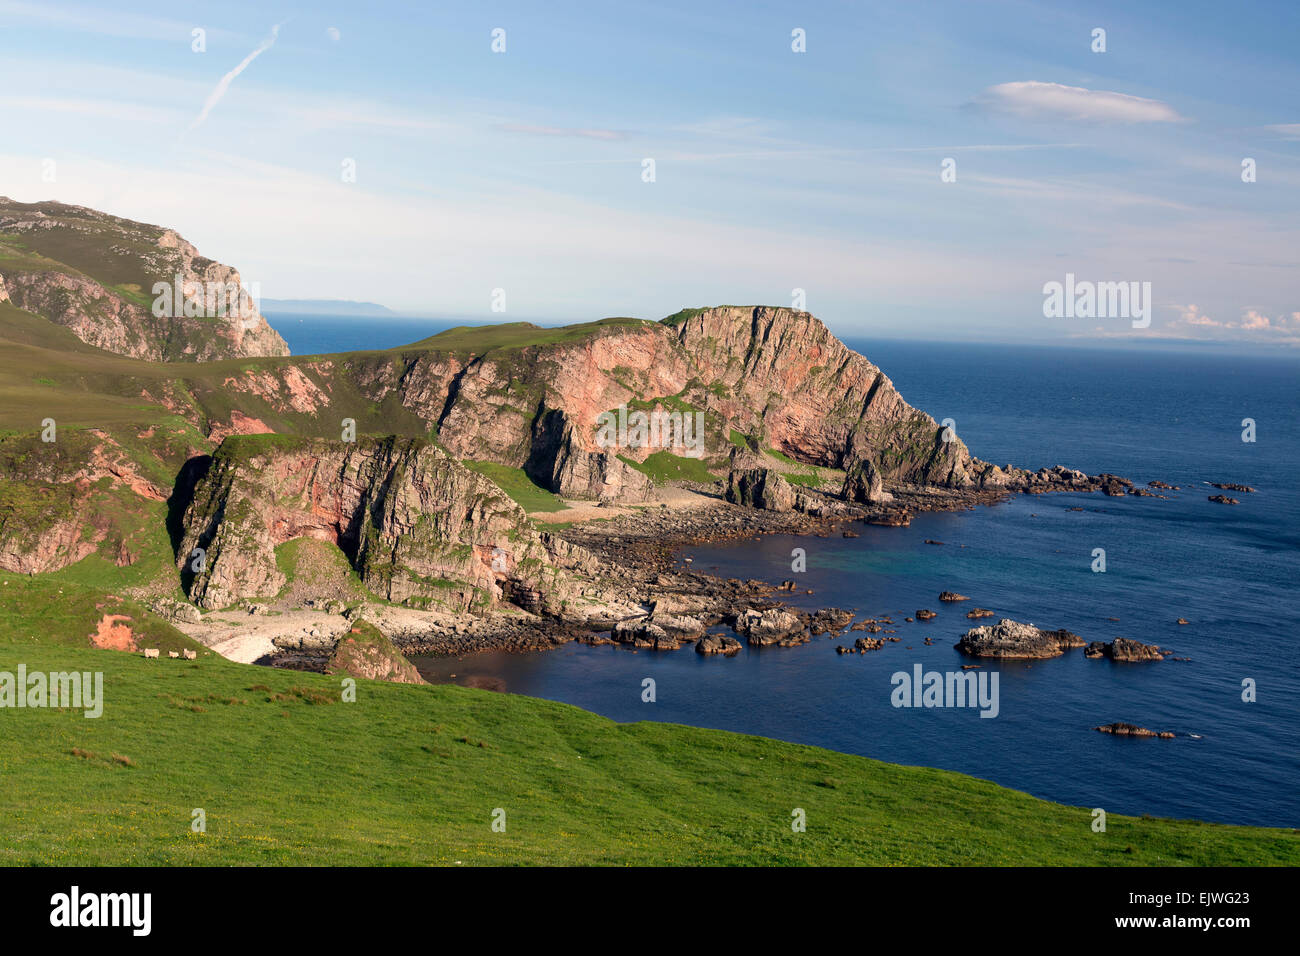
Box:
(0, 198, 288, 361)
(320, 306, 1001, 497)
(176, 434, 575, 612)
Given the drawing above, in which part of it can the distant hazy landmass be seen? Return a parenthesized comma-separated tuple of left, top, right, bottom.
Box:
(262, 299, 398, 316)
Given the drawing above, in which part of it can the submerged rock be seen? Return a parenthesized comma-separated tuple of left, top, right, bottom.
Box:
(1095, 722, 1176, 739)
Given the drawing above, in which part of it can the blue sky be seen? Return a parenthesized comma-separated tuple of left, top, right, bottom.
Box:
(1, 0, 1297, 346)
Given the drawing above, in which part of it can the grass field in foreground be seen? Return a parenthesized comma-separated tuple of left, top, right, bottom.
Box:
(0, 640, 1296, 866)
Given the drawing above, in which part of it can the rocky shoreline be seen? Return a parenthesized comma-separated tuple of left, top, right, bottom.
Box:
(155, 458, 1208, 679)
(381, 471, 1157, 659)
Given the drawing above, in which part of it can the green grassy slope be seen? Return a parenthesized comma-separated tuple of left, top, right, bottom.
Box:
(402, 317, 652, 354)
(0, 306, 655, 436)
(0, 200, 170, 293)
(461, 460, 568, 513)
(0, 631, 1295, 865)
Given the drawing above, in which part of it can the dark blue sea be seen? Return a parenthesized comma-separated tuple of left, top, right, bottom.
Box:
(279, 314, 1300, 828)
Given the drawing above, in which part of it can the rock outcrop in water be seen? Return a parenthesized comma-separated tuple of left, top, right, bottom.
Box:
(956, 618, 1086, 659)
(1095, 722, 1176, 739)
(1084, 638, 1166, 661)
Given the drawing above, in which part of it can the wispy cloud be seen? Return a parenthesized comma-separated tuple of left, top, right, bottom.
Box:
(0, 0, 233, 42)
(0, 94, 179, 125)
(186, 23, 283, 134)
(1263, 123, 1300, 140)
(970, 81, 1186, 124)
(497, 123, 628, 141)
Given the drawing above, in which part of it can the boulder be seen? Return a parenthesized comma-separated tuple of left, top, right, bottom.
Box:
(841, 460, 887, 504)
(648, 612, 707, 642)
(612, 618, 681, 650)
(1084, 638, 1165, 661)
(956, 618, 1085, 659)
(725, 468, 796, 513)
(696, 633, 742, 656)
(809, 607, 855, 635)
(325, 622, 424, 685)
(148, 598, 202, 625)
(734, 608, 807, 646)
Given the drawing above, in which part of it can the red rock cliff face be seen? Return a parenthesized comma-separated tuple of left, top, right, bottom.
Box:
(354, 306, 990, 492)
(177, 435, 572, 611)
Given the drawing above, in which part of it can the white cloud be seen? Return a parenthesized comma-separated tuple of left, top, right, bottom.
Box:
(1176, 304, 1220, 326)
(1164, 305, 1300, 339)
(186, 23, 282, 134)
(971, 81, 1186, 124)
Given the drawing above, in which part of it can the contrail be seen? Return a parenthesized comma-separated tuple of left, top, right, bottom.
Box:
(186, 23, 282, 133)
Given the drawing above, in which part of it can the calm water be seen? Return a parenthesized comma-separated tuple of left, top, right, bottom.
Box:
(280, 317, 1300, 827)
(269, 312, 462, 355)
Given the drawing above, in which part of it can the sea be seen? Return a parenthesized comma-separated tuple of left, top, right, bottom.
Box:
(275, 313, 1300, 828)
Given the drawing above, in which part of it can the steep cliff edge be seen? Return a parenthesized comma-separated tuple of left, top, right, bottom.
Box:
(176, 434, 576, 612)
(669, 306, 987, 487)
(337, 306, 994, 496)
(0, 198, 288, 361)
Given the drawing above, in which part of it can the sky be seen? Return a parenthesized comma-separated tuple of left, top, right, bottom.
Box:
(0, 0, 1297, 348)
